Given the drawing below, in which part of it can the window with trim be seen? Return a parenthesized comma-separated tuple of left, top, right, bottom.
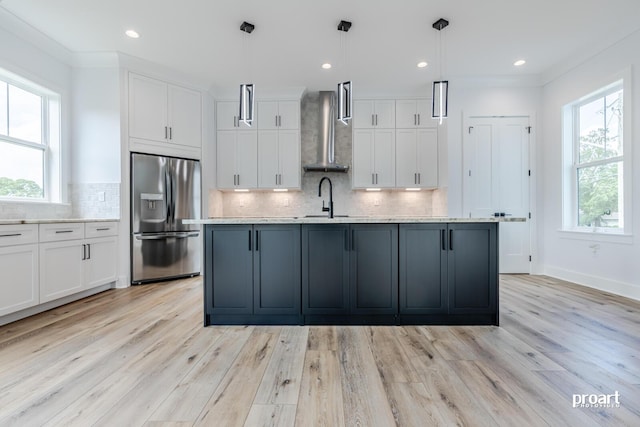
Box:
(563, 77, 631, 234)
(0, 69, 61, 201)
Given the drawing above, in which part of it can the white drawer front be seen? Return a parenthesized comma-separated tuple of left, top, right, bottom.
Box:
(39, 223, 85, 242)
(0, 224, 38, 247)
(85, 222, 119, 238)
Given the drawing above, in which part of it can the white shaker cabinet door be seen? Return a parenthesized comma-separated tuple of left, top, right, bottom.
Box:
(235, 131, 258, 189)
(168, 84, 202, 148)
(0, 244, 39, 316)
(216, 131, 238, 189)
(278, 130, 301, 188)
(129, 73, 168, 142)
(258, 130, 280, 188)
(39, 240, 84, 303)
(84, 236, 118, 289)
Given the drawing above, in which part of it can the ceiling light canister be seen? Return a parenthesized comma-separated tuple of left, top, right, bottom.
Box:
(125, 30, 140, 39)
(322, 63, 332, 69)
(514, 59, 526, 66)
(417, 61, 428, 68)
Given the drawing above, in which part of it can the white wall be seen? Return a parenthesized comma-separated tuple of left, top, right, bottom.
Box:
(540, 30, 640, 301)
(71, 66, 121, 184)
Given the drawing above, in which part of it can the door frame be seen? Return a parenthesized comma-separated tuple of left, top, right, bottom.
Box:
(462, 112, 538, 274)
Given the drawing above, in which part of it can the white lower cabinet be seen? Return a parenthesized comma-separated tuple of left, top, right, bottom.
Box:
(39, 222, 119, 305)
(84, 236, 118, 289)
(39, 239, 85, 303)
(0, 224, 39, 317)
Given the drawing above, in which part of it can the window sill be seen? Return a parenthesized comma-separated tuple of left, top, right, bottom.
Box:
(558, 229, 633, 245)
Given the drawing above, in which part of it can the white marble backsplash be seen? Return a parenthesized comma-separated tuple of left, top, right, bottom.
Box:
(215, 91, 447, 218)
(70, 183, 120, 219)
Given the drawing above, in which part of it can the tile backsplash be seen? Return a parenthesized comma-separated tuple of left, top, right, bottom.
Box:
(70, 183, 120, 219)
(216, 91, 447, 218)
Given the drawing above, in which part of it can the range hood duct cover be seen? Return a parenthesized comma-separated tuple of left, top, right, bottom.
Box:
(303, 91, 349, 172)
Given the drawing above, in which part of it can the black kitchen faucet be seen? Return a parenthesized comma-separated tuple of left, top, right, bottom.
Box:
(318, 176, 334, 218)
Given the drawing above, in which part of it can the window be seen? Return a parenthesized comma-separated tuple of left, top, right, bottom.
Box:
(563, 74, 631, 235)
(0, 69, 61, 201)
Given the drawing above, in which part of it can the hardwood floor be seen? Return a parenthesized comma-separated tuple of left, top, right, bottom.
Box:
(0, 275, 639, 426)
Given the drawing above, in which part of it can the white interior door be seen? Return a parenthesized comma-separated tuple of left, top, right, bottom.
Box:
(464, 116, 530, 273)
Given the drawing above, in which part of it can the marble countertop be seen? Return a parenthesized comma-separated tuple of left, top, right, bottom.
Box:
(184, 216, 527, 225)
(0, 218, 119, 225)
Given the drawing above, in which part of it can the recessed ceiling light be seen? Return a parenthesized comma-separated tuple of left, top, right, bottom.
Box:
(125, 30, 140, 39)
(417, 61, 428, 68)
(514, 59, 526, 66)
(322, 63, 332, 69)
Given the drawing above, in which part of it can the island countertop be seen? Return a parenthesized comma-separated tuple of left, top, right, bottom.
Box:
(184, 216, 526, 225)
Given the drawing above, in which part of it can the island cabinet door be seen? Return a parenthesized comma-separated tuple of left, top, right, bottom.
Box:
(399, 224, 448, 314)
(205, 225, 253, 315)
(253, 225, 301, 315)
(447, 223, 498, 314)
(350, 224, 398, 315)
(302, 224, 350, 315)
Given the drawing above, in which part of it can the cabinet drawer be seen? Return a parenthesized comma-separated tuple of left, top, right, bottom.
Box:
(0, 224, 38, 247)
(39, 223, 85, 242)
(85, 222, 119, 238)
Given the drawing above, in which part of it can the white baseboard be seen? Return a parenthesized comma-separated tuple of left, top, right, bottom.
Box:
(544, 265, 640, 302)
(116, 275, 130, 289)
(0, 283, 113, 326)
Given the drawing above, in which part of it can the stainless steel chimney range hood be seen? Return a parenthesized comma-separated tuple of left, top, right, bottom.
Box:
(303, 91, 349, 173)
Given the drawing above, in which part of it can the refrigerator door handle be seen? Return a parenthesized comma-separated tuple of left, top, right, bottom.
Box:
(135, 232, 200, 240)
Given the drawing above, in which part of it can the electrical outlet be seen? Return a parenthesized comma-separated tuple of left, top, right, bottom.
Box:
(283, 197, 289, 207)
(374, 197, 380, 206)
(98, 191, 106, 202)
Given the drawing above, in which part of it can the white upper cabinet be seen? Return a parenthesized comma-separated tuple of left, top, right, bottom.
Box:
(258, 129, 300, 189)
(129, 73, 202, 148)
(395, 129, 438, 188)
(167, 85, 202, 148)
(217, 130, 258, 189)
(217, 101, 254, 130)
(353, 100, 395, 129)
(395, 99, 433, 128)
(352, 129, 396, 188)
(257, 101, 300, 130)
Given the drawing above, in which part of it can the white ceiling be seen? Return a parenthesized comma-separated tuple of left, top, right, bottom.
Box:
(2, 0, 640, 94)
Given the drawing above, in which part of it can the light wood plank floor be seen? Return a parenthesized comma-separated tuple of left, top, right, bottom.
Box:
(0, 275, 639, 426)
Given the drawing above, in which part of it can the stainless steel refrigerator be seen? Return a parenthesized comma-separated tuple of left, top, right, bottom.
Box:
(131, 152, 201, 284)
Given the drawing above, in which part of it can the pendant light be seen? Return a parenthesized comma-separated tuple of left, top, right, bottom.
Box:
(431, 18, 449, 125)
(337, 20, 352, 125)
(239, 21, 255, 126)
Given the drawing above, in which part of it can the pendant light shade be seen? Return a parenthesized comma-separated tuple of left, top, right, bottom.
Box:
(431, 80, 448, 122)
(337, 80, 352, 125)
(239, 21, 255, 127)
(336, 20, 352, 125)
(431, 18, 449, 124)
(239, 83, 254, 126)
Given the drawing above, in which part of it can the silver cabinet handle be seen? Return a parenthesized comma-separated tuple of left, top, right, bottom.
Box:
(82, 244, 86, 260)
(96, 228, 110, 231)
(376, 114, 378, 126)
(414, 114, 417, 126)
(164, 126, 168, 139)
(418, 173, 421, 184)
(169, 127, 172, 140)
(87, 243, 91, 260)
(0, 233, 22, 238)
(55, 230, 74, 234)
(417, 114, 421, 125)
(276, 115, 278, 127)
(372, 173, 375, 184)
(371, 114, 374, 126)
